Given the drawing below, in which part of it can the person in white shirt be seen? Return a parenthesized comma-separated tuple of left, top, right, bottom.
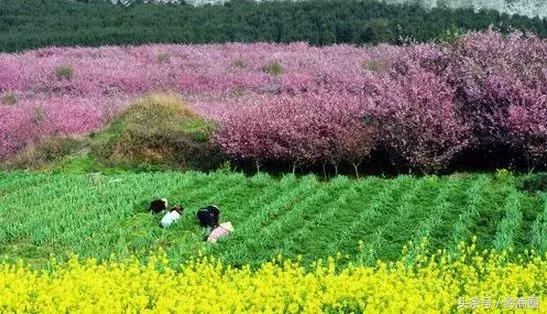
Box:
(160, 205, 184, 228)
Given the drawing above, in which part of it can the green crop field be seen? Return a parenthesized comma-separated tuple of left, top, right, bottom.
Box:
(0, 171, 545, 267)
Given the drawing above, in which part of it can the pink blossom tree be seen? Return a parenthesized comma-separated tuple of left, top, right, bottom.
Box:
(366, 70, 471, 173)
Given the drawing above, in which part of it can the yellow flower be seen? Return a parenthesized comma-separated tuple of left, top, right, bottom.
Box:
(0, 246, 545, 313)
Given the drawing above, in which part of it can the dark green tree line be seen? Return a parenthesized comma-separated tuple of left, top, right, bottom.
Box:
(0, 0, 544, 51)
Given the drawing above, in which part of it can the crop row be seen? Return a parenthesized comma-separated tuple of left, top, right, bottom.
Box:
(0, 171, 544, 266)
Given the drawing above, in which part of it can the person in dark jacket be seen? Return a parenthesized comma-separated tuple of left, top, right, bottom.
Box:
(149, 198, 168, 213)
(196, 205, 220, 238)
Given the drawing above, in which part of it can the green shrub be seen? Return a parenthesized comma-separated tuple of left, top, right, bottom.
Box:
(50, 155, 133, 174)
(1, 92, 17, 106)
(233, 86, 246, 97)
(1, 136, 87, 171)
(157, 52, 171, 63)
(263, 62, 283, 76)
(361, 59, 392, 72)
(55, 64, 74, 80)
(232, 58, 247, 69)
(31, 107, 45, 124)
(520, 173, 547, 193)
(91, 93, 223, 171)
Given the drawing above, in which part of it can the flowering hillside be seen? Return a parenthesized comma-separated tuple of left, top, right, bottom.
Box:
(1, 31, 545, 172)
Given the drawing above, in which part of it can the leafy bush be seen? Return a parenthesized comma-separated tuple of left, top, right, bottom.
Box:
(1, 136, 87, 170)
(232, 58, 247, 69)
(157, 52, 171, 63)
(55, 64, 74, 80)
(92, 93, 222, 170)
(520, 173, 547, 193)
(436, 24, 467, 44)
(1, 92, 17, 106)
(361, 59, 392, 72)
(263, 62, 283, 76)
(31, 106, 45, 124)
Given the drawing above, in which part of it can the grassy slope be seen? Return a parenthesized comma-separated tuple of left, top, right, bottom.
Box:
(0, 171, 545, 267)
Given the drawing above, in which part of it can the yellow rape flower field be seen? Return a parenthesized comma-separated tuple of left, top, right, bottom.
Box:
(1, 245, 545, 313)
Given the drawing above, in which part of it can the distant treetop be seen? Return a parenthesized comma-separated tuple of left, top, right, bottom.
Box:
(0, 0, 544, 52)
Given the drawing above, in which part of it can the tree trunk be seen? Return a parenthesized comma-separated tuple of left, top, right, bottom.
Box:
(254, 159, 261, 173)
(333, 164, 338, 177)
(352, 162, 360, 179)
(322, 162, 327, 179)
(291, 161, 297, 174)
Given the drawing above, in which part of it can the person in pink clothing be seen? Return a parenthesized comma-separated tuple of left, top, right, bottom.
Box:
(196, 205, 234, 243)
(207, 221, 234, 243)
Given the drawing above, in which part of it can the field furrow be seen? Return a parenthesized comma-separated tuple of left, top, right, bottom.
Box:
(493, 188, 523, 250)
(407, 177, 462, 256)
(426, 177, 474, 250)
(299, 177, 385, 258)
(248, 176, 352, 260)
(332, 176, 415, 260)
(279, 177, 368, 257)
(0, 175, 80, 207)
(232, 186, 336, 259)
(359, 177, 435, 263)
(0, 173, 49, 197)
(531, 193, 547, 252)
(449, 175, 490, 252)
(221, 175, 298, 224)
(219, 175, 321, 263)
